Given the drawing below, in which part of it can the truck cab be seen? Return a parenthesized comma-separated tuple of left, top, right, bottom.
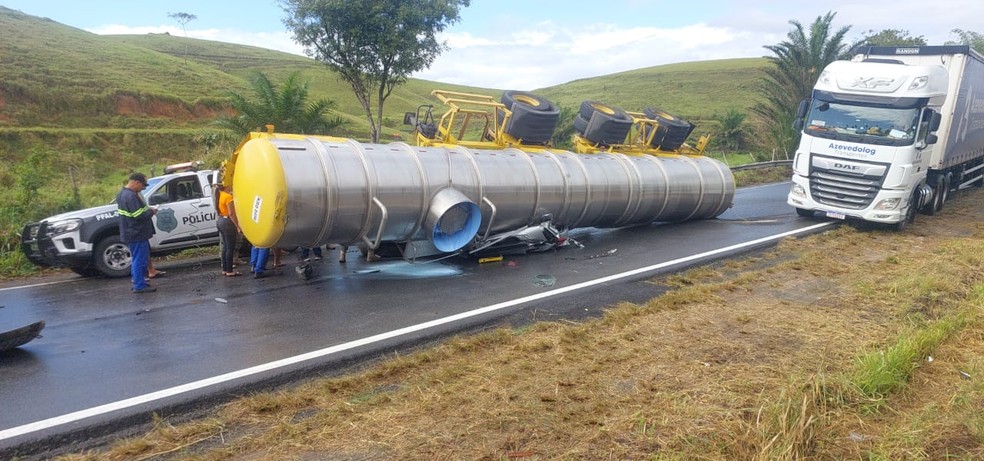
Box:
(21, 166, 221, 277)
(787, 45, 984, 230)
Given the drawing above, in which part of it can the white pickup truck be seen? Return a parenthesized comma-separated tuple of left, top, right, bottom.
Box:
(21, 163, 221, 277)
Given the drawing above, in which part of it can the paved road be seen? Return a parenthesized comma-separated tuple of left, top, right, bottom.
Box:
(0, 182, 836, 455)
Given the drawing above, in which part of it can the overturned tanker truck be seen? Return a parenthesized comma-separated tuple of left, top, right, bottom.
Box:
(221, 90, 735, 261)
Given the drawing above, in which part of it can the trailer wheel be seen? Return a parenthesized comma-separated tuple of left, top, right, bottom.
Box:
(580, 101, 632, 145)
(642, 107, 695, 150)
(501, 90, 559, 144)
(573, 114, 589, 134)
(93, 235, 132, 278)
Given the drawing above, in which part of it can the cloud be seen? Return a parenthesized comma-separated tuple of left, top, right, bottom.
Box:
(418, 22, 762, 90)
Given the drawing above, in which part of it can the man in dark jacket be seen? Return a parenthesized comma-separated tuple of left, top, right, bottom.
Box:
(116, 172, 157, 293)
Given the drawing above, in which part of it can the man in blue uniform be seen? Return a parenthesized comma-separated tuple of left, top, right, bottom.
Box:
(116, 172, 157, 293)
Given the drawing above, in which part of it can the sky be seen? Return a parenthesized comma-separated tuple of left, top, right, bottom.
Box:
(3, 0, 982, 90)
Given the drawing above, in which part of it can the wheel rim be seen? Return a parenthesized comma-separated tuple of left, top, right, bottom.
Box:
(513, 94, 542, 108)
(103, 242, 131, 271)
(590, 102, 615, 115)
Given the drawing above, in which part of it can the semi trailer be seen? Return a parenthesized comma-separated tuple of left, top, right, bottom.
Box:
(222, 90, 735, 261)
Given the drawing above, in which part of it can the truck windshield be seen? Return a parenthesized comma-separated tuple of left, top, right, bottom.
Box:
(804, 101, 920, 147)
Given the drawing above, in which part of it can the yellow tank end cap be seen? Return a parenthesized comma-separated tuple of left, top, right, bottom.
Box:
(232, 138, 287, 248)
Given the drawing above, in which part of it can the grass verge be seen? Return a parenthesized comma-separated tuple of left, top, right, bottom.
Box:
(46, 188, 984, 460)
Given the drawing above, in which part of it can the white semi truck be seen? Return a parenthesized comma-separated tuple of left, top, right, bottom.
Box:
(788, 45, 984, 230)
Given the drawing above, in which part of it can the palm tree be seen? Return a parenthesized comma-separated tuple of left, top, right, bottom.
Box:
(752, 12, 850, 157)
(217, 71, 346, 136)
(716, 108, 747, 153)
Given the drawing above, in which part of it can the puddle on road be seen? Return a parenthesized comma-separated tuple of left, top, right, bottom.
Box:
(349, 261, 462, 279)
(532, 274, 556, 287)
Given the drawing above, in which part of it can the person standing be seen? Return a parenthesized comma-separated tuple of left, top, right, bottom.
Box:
(250, 246, 271, 279)
(216, 184, 242, 276)
(117, 172, 157, 293)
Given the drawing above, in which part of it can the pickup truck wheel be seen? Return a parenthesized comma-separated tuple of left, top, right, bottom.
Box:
(93, 235, 132, 278)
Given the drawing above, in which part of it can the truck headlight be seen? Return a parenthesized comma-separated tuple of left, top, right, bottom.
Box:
(874, 198, 900, 211)
(47, 218, 83, 235)
(790, 184, 806, 198)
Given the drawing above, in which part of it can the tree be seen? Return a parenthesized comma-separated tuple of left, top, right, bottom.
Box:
(752, 11, 850, 157)
(851, 29, 926, 49)
(216, 71, 346, 137)
(715, 108, 747, 153)
(168, 12, 197, 62)
(550, 105, 577, 150)
(281, 0, 470, 143)
(168, 12, 197, 36)
(947, 29, 984, 54)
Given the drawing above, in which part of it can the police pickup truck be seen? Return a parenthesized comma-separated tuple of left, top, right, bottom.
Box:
(21, 163, 221, 277)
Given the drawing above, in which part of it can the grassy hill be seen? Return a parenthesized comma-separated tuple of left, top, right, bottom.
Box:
(0, 5, 770, 276)
(0, 5, 768, 137)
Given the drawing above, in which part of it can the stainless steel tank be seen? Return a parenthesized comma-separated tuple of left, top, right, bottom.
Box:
(232, 135, 735, 253)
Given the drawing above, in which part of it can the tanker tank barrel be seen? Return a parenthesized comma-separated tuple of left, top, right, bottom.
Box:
(231, 134, 735, 257)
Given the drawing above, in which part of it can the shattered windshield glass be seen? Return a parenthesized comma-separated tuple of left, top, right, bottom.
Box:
(804, 101, 921, 146)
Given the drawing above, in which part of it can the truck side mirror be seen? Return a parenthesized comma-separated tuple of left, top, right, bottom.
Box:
(793, 119, 804, 131)
(930, 112, 942, 132)
(796, 99, 810, 118)
(925, 133, 939, 145)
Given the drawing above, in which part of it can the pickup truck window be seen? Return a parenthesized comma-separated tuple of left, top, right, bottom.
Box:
(149, 176, 204, 205)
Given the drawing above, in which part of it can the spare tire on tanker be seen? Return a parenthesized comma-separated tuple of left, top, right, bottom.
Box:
(499, 90, 559, 144)
(580, 100, 633, 145)
(643, 107, 695, 150)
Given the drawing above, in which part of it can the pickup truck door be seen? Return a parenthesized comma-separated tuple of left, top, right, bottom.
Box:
(147, 175, 218, 249)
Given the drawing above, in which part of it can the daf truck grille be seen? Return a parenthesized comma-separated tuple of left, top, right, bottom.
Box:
(808, 167, 885, 210)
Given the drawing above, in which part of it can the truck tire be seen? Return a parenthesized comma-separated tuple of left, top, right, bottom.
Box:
(935, 172, 951, 213)
(894, 191, 919, 232)
(580, 101, 632, 145)
(642, 107, 695, 150)
(795, 208, 815, 218)
(93, 235, 132, 278)
(573, 114, 589, 135)
(501, 91, 559, 144)
(923, 173, 950, 216)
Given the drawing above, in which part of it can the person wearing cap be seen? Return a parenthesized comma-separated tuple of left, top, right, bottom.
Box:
(116, 172, 158, 293)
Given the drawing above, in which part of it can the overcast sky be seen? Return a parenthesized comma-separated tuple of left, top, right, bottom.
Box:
(3, 0, 981, 90)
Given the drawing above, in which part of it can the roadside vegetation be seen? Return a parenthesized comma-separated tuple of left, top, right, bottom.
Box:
(50, 184, 984, 461)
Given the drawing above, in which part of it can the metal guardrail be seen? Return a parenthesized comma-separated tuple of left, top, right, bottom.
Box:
(730, 160, 793, 171)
